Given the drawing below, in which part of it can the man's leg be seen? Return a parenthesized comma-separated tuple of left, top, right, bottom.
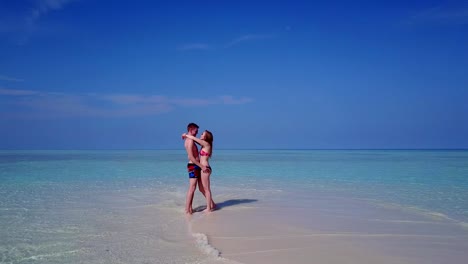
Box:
(185, 178, 197, 214)
(186, 164, 200, 214)
(198, 177, 206, 196)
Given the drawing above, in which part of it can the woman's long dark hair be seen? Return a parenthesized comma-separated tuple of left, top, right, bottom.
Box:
(204, 130, 213, 156)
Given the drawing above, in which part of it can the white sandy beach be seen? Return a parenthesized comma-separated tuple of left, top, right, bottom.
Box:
(190, 190, 468, 264)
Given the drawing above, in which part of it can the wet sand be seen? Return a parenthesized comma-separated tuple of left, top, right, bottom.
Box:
(190, 192, 468, 264)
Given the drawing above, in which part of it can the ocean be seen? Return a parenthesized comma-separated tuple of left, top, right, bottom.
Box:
(1, 150, 467, 263)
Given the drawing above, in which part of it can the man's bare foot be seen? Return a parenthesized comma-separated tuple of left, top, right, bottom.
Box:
(202, 208, 212, 213)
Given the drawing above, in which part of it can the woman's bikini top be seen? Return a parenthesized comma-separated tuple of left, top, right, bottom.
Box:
(200, 149, 211, 157)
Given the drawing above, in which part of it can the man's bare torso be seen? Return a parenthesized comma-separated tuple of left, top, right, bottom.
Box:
(185, 139, 199, 163)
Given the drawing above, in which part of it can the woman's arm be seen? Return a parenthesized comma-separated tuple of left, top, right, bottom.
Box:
(182, 133, 210, 148)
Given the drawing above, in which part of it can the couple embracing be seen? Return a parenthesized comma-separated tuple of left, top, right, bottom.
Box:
(183, 122, 216, 214)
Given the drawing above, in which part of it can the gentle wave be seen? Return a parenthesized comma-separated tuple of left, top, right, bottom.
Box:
(192, 232, 220, 257)
(363, 198, 468, 231)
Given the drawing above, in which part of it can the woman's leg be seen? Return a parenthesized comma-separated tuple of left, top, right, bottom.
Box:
(198, 173, 215, 208)
(185, 178, 197, 214)
(201, 170, 215, 212)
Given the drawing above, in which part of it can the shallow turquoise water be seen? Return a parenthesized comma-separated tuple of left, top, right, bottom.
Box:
(1, 150, 468, 221)
(215, 150, 468, 222)
(1, 150, 467, 263)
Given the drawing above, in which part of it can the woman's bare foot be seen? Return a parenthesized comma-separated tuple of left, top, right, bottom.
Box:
(202, 208, 212, 213)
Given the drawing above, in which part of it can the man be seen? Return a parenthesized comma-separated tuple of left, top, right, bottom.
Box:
(184, 122, 211, 214)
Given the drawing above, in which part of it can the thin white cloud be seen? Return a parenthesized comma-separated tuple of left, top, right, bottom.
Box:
(27, 0, 74, 25)
(1, 0, 75, 44)
(170, 98, 214, 106)
(179, 33, 275, 51)
(0, 75, 24, 82)
(225, 34, 274, 48)
(220, 95, 254, 105)
(0, 87, 37, 95)
(102, 94, 254, 107)
(0, 88, 253, 119)
(102, 94, 168, 105)
(178, 43, 212, 51)
(408, 6, 468, 25)
(10, 94, 172, 119)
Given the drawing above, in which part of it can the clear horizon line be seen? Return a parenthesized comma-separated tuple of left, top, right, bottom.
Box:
(1, 148, 467, 151)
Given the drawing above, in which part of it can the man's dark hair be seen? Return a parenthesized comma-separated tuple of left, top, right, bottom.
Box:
(187, 123, 199, 131)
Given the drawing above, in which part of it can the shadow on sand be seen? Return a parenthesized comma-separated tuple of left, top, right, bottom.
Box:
(193, 199, 258, 212)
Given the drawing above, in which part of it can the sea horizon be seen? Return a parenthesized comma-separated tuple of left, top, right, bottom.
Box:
(2, 148, 468, 151)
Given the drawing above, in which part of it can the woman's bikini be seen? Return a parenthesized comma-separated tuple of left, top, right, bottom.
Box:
(199, 149, 212, 171)
(200, 149, 211, 157)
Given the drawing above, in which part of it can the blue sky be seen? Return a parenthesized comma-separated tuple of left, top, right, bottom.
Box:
(1, 0, 467, 149)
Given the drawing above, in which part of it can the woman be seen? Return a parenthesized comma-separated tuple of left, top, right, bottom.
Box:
(182, 130, 216, 212)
